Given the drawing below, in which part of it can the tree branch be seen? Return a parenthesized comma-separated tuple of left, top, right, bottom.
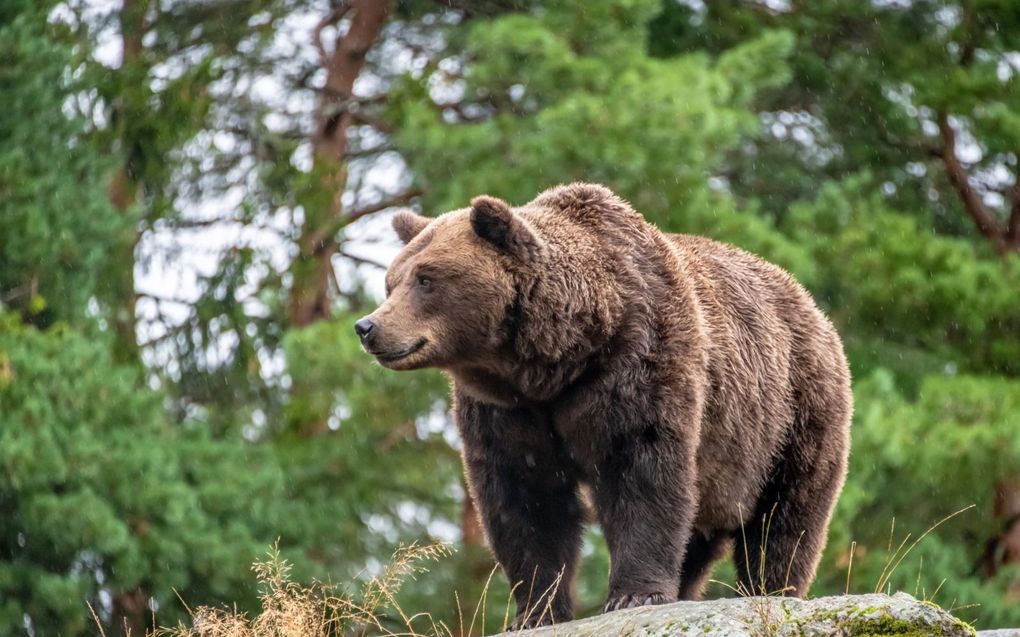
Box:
(348, 187, 423, 224)
(376, 420, 417, 452)
(138, 323, 185, 349)
(347, 110, 393, 134)
(338, 247, 390, 270)
(0, 277, 38, 304)
(153, 218, 291, 238)
(308, 186, 422, 251)
(937, 113, 1009, 253)
(157, 217, 230, 229)
(344, 143, 395, 160)
(435, 100, 496, 123)
(313, 2, 351, 65)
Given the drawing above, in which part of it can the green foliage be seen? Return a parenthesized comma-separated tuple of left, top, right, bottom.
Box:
(282, 317, 447, 436)
(390, 4, 814, 292)
(648, 0, 1020, 230)
(270, 316, 494, 628)
(0, 4, 124, 326)
(274, 317, 456, 570)
(392, 6, 793, 216)
(0, 315, 289, 634)
(2, 0, 1020, 633)
(783, 176, 1020, 378)
(819, 370, 1020, 626)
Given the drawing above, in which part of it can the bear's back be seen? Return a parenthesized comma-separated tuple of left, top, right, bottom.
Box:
(665, 233, 835, 349)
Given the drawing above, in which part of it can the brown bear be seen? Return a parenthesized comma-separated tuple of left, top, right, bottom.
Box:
(355, 183, 852, 628)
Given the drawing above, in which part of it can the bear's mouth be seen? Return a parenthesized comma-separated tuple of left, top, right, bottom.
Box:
(374, 338, 427, 363)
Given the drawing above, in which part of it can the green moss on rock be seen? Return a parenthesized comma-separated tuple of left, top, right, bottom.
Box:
(843, 612, 946, 636)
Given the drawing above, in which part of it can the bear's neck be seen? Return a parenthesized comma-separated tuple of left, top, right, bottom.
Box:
(450, 319, 617, 407)
(449, 367, 527, 407)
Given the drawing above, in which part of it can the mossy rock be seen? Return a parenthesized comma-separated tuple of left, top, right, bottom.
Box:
(498, 592, 977, 636)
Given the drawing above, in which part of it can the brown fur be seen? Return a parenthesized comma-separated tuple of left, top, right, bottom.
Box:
(357, 183, 852, 628)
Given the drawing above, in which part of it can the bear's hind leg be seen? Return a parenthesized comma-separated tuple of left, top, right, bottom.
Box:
(734, 406, 850, 597)
(678, 532, 731, 600)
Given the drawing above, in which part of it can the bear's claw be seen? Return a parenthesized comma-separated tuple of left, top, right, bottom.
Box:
(603, 592, 673, 613)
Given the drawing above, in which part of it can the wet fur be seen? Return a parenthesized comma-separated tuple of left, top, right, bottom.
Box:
(365, 183, 852, 628)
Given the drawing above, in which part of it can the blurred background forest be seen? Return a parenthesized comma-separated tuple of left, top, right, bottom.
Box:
(2, 0, 1020, 634)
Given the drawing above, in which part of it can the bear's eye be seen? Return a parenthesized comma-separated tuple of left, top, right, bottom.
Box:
(417, 275, 432, 290)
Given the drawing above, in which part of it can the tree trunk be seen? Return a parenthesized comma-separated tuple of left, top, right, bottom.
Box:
(288, 0, 393, 328)
(110, 586, 148, 636)
(103, 5, 152, 632)
(284, 0, 392, 438)
(106, 0, 148, 365)
(107, 169, 141, 365)
(461, 481, 487, 550)
(981, 480, 1020, 601)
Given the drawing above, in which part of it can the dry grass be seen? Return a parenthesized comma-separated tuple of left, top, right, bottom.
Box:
(708, 504, 978, 637)
(710, 504, 797, 637)
(148, 542, 463, 637)
(94, 506, 977, 637)
(872, 505, 974, 595)
(93, 539, 569, 637)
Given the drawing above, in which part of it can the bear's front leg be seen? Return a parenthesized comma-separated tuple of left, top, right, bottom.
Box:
(455, 392, 584, 629)
(588, 394, 699, 614)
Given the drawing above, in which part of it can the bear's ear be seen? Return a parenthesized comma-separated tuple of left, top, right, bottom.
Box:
(470, 195, 545, 261)
(392, 210, 430, 244)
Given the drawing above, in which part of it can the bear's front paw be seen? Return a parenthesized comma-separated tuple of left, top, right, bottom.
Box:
(603, 592, 674, 614)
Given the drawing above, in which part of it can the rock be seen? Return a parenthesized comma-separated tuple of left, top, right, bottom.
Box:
(977, 632, 1020, 637)
(498, 592, 977, 636)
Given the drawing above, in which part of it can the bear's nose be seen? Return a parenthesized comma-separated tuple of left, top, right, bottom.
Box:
(354, 317, 376, 343)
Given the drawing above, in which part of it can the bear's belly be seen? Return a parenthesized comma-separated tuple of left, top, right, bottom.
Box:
(692, 477, 762, 533)
(691, 402, 794, 533)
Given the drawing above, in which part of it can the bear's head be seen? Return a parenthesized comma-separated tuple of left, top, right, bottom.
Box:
(354, 195, 547, 373)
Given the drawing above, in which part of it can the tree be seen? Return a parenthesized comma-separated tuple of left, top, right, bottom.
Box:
(289, 0, 399, 329)
(0, 6, 287, 634)
(0, 314, 298, 636)
(80, 0, 514, 621)
(819, 371, 1020, 625)
(4, 0, 1019, 630)
(0, 0, 124, 329)
(648, 0, 1020, 254)
(87, 0, 299, 363)
(389, 2, 799, 248)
